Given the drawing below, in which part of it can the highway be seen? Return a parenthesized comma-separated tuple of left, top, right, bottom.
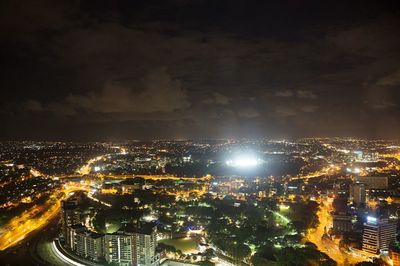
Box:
(0, 184, 89, 251)
(0, 207, 62, 265)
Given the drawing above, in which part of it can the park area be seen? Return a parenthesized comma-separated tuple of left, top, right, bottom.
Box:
(159, 238, 200, 254)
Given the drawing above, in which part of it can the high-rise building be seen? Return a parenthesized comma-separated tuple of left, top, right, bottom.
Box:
(362, 216, 397, 254)
(66, 224, 104, 261)
(332, 212, 353, 233)
(349, 182, 366, 207)
(129, 223, 159, 266)
(104, 223, 159, 266)
(61, 198, 82, 246)
(78, 231, 104, 261)
(66, 224, 86, 251)
(104, 233, 133, 265)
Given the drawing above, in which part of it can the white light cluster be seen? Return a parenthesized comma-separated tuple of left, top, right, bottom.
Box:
(346, 167, 361, 174)
(367, 216, 377, 224)
(226, 156, 260, 168)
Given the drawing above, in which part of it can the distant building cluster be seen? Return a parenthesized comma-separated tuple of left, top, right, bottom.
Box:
(3, 139, 400, 265)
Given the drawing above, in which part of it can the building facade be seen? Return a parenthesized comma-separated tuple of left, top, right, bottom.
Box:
(66, 224, 104, 261)
(105, 223, 160, 266)
(104, 234, 134, 265)
(350, 182, 366, 207)
(61, 198, 82, 246)
(63, 220, 160, 265)
(332, 212, 353, 233)
(355, 176, 388, 190)
(131, 224, 159, 266)
(362, 217, 397, 254)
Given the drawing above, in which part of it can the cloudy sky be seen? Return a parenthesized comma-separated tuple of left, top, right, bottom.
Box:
(1, 0, 400, 140)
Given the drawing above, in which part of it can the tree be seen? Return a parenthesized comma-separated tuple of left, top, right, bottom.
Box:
(274, 247, 336, 266)
(251, 254, 274, 266)
(229, 243, 251, 261)
(204, 248, 214, 260)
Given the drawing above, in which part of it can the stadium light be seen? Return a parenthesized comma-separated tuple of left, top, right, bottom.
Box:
(226, 155, 261, 167)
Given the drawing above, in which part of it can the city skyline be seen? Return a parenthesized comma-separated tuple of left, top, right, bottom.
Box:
(1, 138, 400, 265)
(1, 1, 400, 266)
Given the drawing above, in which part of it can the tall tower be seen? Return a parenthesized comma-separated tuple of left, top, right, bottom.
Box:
(363, 216, 397, 254)
(61, 198, 81, 245)
(131, 223, 159, 266)
(350, 182, 366, 207)
(104, 234, 133, 265)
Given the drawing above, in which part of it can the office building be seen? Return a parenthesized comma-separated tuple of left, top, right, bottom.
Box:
(362, 216, 397, 254)
(332, 212, 353, 233)
(355, 176, 388, 190)
(350, 182, 366, 207)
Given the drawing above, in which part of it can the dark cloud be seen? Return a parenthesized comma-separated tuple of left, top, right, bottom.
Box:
(274, 90, 317, 99)
(55, 67, 188, 115)
(22, 99, 44, 112)
(238, 107, 260, 118)
(300, 105, 319, 113)
(275, 90, 294, 97)
(274, 106, 296, 117)
(1, 0, 400, 140)
(203, 93, 230, 105)
(296, 90, 317, 99)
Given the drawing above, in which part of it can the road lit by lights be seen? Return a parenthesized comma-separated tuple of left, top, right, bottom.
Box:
(0, 184, 89, 251)
(78, 146, 129, 175)
(30, 168, 44, 177)
(305, 198, 368, 265)
(87, 192, 112, 207)
(77, 156, 105, 175)
(76, 173, 213, 182)
(290, 165, 341, 181)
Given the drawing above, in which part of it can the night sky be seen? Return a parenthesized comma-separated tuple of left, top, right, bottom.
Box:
(1, 0, 400, 141)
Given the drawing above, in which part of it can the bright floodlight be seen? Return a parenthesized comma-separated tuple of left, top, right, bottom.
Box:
(226, 155, 260, 167)
(367, 216, 377, 224)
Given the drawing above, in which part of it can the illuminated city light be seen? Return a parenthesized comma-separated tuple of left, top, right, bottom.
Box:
(142, 214, 158, 222)
(367, 216, 377, 224)
(4, 0, 399, 261)
(226, 155, 261, 167)
(279, 204, 290, 210)
(1, 139, 398, 265)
